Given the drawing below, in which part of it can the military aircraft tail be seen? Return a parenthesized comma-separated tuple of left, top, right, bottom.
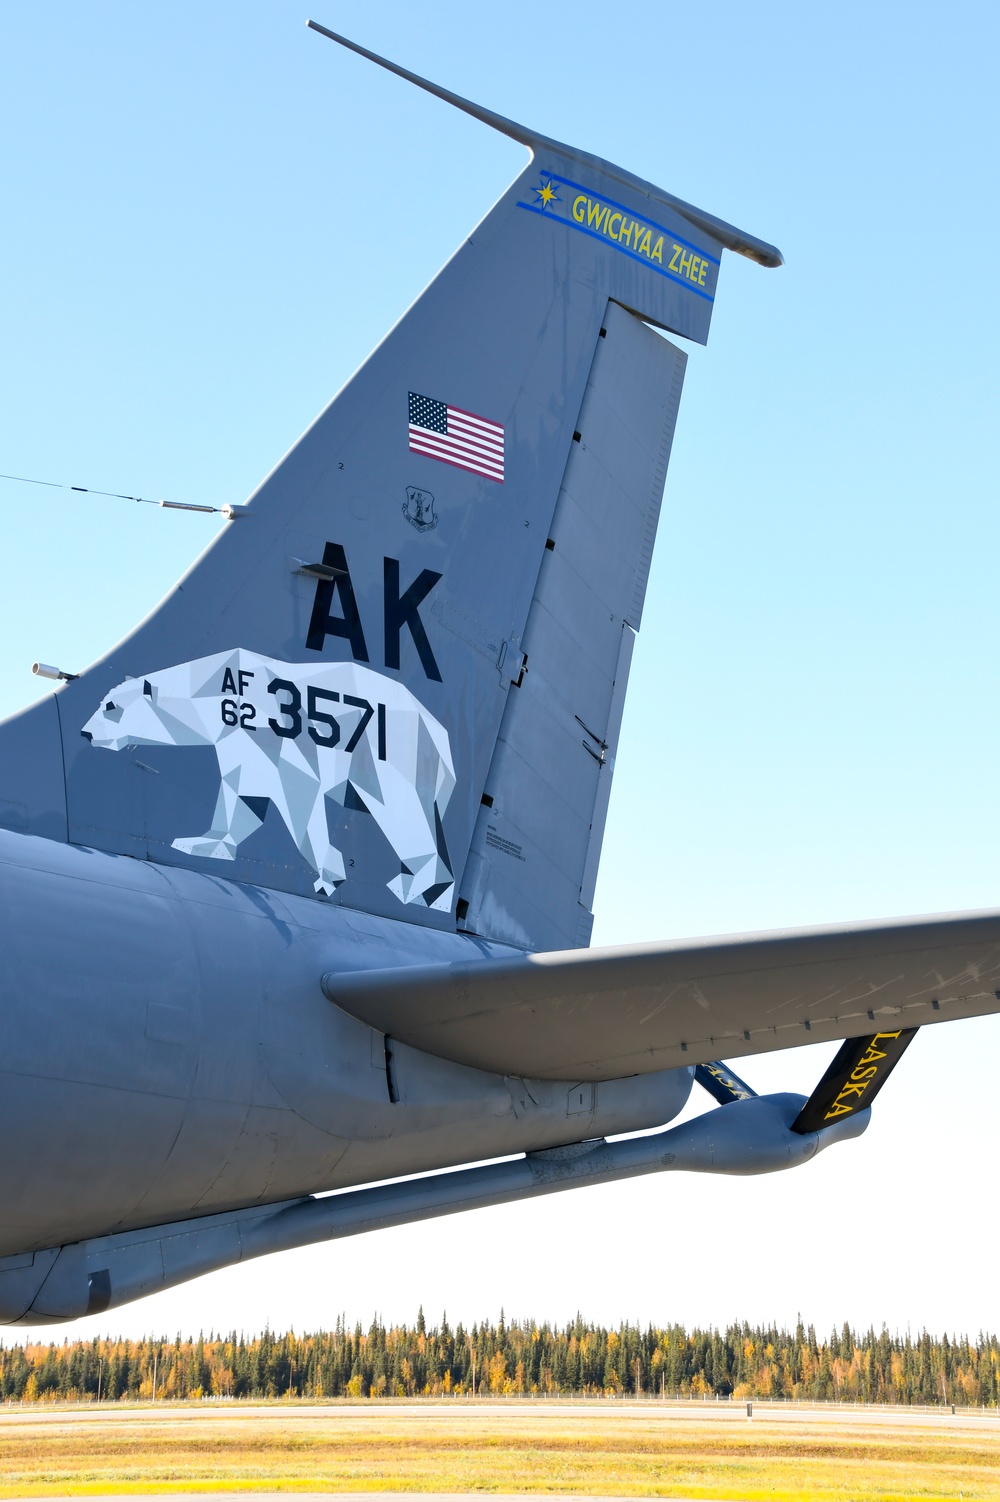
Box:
(0, 25, 780, 946)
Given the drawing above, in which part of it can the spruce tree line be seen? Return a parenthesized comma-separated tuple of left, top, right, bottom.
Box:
(2, 1312, 998, 1406)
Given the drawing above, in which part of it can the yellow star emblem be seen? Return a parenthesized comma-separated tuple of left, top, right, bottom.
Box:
(533, 176, 560, 211)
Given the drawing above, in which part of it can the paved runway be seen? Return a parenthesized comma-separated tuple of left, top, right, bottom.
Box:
(2, 1397, 998, 1429)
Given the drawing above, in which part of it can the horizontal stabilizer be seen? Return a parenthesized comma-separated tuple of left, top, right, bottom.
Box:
(323, 908, 1000, 1080)
(790, 1028, 918, 1134)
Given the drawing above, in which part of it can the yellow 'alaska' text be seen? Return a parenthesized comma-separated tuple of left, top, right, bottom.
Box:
(823, 1032, 903, 1120)
(701, 1062, 754, 1101)
(572, 194, 710, 285)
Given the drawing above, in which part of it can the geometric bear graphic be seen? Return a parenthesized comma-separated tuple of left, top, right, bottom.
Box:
(81, 649, 456, 909)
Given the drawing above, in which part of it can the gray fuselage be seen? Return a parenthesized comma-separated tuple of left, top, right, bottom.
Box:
(0, 828, 691, 1257)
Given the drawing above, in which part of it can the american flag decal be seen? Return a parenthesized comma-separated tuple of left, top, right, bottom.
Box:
(408, 392, 504, 483)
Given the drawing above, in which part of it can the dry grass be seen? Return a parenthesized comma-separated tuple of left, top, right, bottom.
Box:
(0, 1402, 997, 1501)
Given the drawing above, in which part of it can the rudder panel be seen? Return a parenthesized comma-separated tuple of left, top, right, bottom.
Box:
(458, 302, 686, 950)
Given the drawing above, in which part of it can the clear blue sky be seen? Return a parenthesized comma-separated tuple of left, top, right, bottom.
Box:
(2, 0, 999, 1343)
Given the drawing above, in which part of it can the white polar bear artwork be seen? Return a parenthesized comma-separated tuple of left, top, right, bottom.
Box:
(80, 649, 457, 909)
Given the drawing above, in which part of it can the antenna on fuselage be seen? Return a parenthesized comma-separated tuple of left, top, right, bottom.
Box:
(0, 471, 250, 519)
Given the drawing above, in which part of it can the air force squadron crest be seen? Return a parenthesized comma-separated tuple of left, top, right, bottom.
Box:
(403, 485, 438, 532)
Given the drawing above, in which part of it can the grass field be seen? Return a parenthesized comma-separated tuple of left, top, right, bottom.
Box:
(0, 1401, 997, 1502)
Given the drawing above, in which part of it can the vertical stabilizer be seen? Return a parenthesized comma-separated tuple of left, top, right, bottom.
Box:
(0, 29, 780, 940)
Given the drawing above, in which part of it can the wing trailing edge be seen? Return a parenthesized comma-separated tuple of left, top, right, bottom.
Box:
(323, 909, 1000, 1080)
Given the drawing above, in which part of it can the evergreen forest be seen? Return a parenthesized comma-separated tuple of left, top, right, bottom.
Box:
(3, 1313, 1000, 1407)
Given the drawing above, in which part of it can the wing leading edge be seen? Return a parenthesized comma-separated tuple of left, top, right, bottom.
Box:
(323, 909, 1000, 1080)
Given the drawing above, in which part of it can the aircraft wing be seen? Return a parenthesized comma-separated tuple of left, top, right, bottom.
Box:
(324, 909, 1000, 1080)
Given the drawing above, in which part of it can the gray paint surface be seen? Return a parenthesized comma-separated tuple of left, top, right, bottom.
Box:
(0, 1083, 863, 1322)
(0, 829, 692, 1259)
(3, 28, 968, 1324)
(460, 304, 687, 950)
(0, 136, 725, 935)
(324, 910, 1000, 1080)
